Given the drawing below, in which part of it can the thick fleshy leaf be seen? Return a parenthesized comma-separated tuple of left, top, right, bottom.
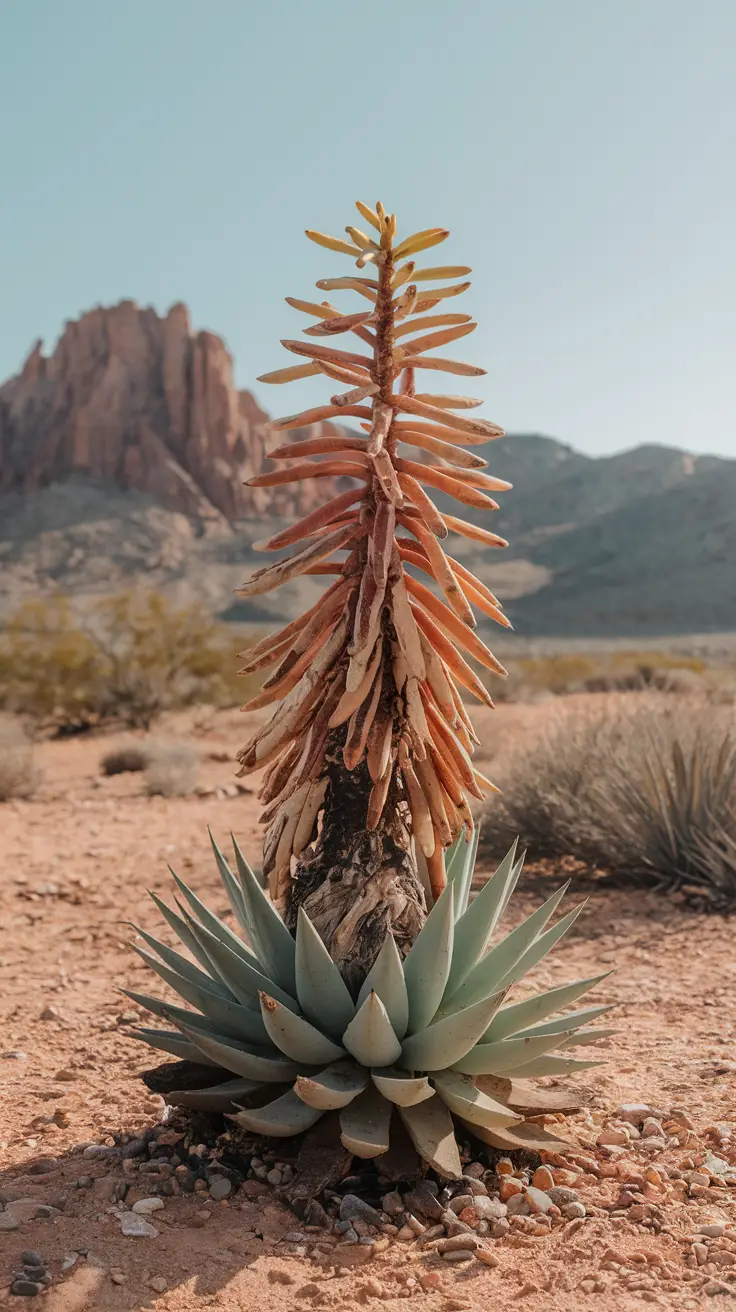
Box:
(177, 912, 300, 1013)
(209, 829, 253, 939)
(342, 992, 403, 1068)
(295, 1062, 368, 1110)
(130, 1027, 218, 1065)
(170, 870, 260, 970)
(431, 1069, 521, 1128)
(357, 935, 409, 1040)
(125, 953, 269, 1044)
(295, 909, 355, 1039)
(148, 890, 230, 981)
(230, 1089, 323, 1136)
(502, 1055, 603, 1077)
(402, 883, 454, 1034)
(132, 925, 236, 1002)
(371, 1067, 434, 1107)
(452, 1030, 573, 1075)
(169, 1013, 305, 1082)
(482, 975, 611, 1043)
(164, 1077, 267, 1113)
(457, 1117, 574, 1153)
(260, 993, 345, 1065)
(442, 883, 572, 1011)
(441, 845, 522, 1000)
(231, 834, 297, 995)
(558, 1028, 617, 1048)
(340, 1085, 392, 1158)
(399, 1096, 462, 1180)
(401, 989, 506, 1072)
(510, 1004, 615, 1041)
(446, 826, 484, 917)
(490, 904, 586, 994)
(503, 1078, 586, 1115)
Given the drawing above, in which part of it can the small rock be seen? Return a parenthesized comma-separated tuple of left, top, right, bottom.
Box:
(475, 1246, 500, 1267)
(120, 1213, 159, 1237)
(531, 1166, 555, 1191)
(0, 1213, 20, 1231)
(506, 1194, 530, 1216)
(699, 1223, 727, 1238)
(597, 1129, 629, 1147)
(39, 1006, 61, 1021)
(703, 1281, 733, 1296)
(61, 1255, 78, 1271)
(283, 1231, 305, 1243)
(372, 1237, 389, 1253)
(617, 1104, 650, 1125)
(133, 1197, 165, 1214)
(561, 1201, 587, 1219)
(442, 1249, 474, 1263)
(526, 1186, 554, 1214)
(381, 1190, 404, 1216)
(339, 1194, 382, 1226)
(403, 1180, 444, 1221)
(266, 1168, 282, 1187)
(499, 1177, 523, 1201)
(396, 1225, 416, 1241)
(405, 1213, 426, 1235)
(436, 1234, 480, 1253)
(449, 1193, 475, 1213)
(208, 1177, 232, 1201)
(54, 1069, 77, 1082)
(268, 1270, 295, 1285)
(20, 1252, 44, 1268)
(10, 1280, 44, 1296)
(464, 1162, 486, 1179)
(110, 1270, 126, 1285)
(492, 1218, 510, 1238)
(27, 1157, 58, 1176)
(2, 1050, 28, 1061)
(149, 1276, 168, 1292)
(548, 1186, 579, 1206)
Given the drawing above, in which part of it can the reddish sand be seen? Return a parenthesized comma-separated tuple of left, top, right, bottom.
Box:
(1, 701, 735, 1309)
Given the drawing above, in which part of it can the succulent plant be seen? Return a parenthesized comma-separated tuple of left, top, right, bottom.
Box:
(235, 201, 512, 903)
(128, 830, 613, 1178)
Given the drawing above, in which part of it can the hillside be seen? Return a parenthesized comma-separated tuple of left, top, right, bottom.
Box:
(0, 301, 734, 638)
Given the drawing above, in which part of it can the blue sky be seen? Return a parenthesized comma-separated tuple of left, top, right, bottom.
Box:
(1, 0, 734, 458)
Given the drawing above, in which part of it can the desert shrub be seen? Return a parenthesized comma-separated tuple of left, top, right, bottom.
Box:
(0, 717, 40, 801)
(144, 743, 199, 797)
(101, 743, 151, 775)
(0, 591, 261, 730)
(492, 649, 712, 703)
(481, 698, 736, 905)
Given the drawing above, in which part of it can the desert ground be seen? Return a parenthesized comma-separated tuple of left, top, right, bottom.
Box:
(1, 696, 736, 1310)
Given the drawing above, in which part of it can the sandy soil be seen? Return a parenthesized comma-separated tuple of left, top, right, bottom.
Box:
(1, 700, 735, 1310)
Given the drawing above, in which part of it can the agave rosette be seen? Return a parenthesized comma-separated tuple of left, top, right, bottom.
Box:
(128, 832, 613, 1178)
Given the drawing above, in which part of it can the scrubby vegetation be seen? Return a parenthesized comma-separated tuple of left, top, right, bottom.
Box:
(100, 743, 151, 775)
(144, 742, 199, 797)
(0, 717, 39, 801)
(493, 648, 730, 702)
(0, 591, 258, 731)
(481, 697, 736, 904)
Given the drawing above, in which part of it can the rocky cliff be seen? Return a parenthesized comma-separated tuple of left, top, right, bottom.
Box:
(0, 301, 346, 523)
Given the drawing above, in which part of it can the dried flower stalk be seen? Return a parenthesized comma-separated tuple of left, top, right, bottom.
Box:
(238, 201, 510, 906)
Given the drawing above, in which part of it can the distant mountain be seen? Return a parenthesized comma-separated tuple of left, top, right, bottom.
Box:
(0, 301, 734, 638)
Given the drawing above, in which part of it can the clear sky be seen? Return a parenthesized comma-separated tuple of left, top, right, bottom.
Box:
(1, 0, 734, 459)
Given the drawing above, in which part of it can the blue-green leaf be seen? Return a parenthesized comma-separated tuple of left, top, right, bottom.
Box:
(442, 845, 522, 1000)
(260, 993, 345, 1065)
(357, 935, 409, 1040)
(231, 834, 297, 994)
(295, 909, 355, 1039)
(402, 883, 454, 1034)
(342, 993, 402, 1068)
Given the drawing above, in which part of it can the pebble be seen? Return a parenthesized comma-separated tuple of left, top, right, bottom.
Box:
(470, 1195, 507, 1220)
(372, 1237, 389, 1253)
(39, 1005, 61, 1021)
(3, 1050, 28, 1060)
(436, 1234, 480, 1253)
(27, 1157, 58, 1176)
(531, 1166, 555, 1191)
(396, 1225, 415, 1240)
(499, 1177, 523, 1200)
(381, 1190, 404, 1215)
(61, 1255, 78, 1271)
(110, 1270, 126, 1285)
(132, 1197, 165, 1214)
(403, 1181, 443, 1221)
(464, 1162, 485, 1179)
(208, 1177, 232, 1201)
(283, 1231, 305, 1243)
(618, 1104, 650, 1125)
(339, 1194, 383, 1226)
(120, 1213, 159, 1237)
(266, 1168, 282, 1187)
(149, 1276, 168, 1292)
(699, 1223, 726, 1238)
(419, 1271, 444, 1290)
(474, 1246, 500, 1267)
(405, 1213, 425, 1235)
(506, 1194, 530, 1216)
(561, 1201, 587, 1219)
(442, 1249, 474, 1263)
(0, 1214, 20, 1231)
(547, 1186, 579, 1206)
(20, 1252, 44, 1268)
(10, 1280, 44, 1296)
(526, 1186, 554, 1214)
(597, 1129, 629, 1147)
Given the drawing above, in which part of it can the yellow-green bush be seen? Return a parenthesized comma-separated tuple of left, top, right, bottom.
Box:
(0, 591, 261, 730)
